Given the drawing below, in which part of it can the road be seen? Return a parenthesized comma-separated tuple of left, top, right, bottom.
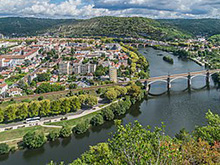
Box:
(0, 99, 119, 132)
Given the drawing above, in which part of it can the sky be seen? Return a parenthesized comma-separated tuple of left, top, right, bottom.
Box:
(0, 0, 220, 19)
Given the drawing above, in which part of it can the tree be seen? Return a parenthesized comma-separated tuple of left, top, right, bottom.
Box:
(194, 110, 220, 144)
(86, 95, 98, 107)
(69, 83, 77, 89)
(35, 83, 65, 94)
(60, 98, 71, 114)
(23, 131, 46, 149)
(69, 96, 81, 112)
(114, 86, 127, 97)
(79, 95, 98, 107)
(37, 73, 50, 82)
(39, 100, 51, 117)
(4, 105, 17, 122)
(90, 114, 104, 126)
(50, 100, 61, 115)
(28, 101, 40, 117)
(102, 108, 114, 121)
(0, 108, 4, 123)
(73, 120, 90, 134)
(105, 90, 117, 101)
(126, 84, 141, 98)
(0, 143, 10, 155)
(47, 131, 59, 141)
(16, 103, 28, 120)
(59, 126, 72, 138)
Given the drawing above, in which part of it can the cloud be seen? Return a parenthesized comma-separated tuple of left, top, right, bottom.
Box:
(0, 0, 219, 19)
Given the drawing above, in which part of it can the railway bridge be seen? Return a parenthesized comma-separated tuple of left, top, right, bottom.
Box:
(139, 69, 220, 95)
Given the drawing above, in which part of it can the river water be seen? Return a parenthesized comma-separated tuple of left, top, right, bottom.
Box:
(0, 47, 219, 164)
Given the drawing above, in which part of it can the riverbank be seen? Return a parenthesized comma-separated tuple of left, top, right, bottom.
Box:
(0, 99, 120, 148)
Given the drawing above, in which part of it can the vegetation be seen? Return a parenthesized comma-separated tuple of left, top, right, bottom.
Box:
(0, 143, 10, 155)
(0, 17, 76, 36)
(73, 120, 90, 134)
(159, 18, 220, 36)
(23, 131, 46, 149)
(35, 83, 65, 94)
(90, 114, 104, 126)
(163, 55, 174, 64)
(51, 17, 191, 41)
(47, 131, 59, 141)
(59, 126, 72, 138)
(63, 111, 220, 164)
(0, 95, 86, 123)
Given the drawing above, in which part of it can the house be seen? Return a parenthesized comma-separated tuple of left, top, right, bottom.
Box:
(7, 88, 22, 97)
(0, 83, 8, 95)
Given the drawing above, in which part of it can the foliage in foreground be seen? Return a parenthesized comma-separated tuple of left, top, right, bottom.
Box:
(64, 111, 220, 164)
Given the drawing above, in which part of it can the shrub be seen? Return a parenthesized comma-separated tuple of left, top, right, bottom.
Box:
(90, 114, 104, 126)
(102, 108, 114, 121)
(38, 96, 44, 101)
(73, 120, 90, 134)
(23, 131, 46, 149)
(0, 143, 10, 155)
(47, 131, 60, 141)
(59, 126, 72, 138)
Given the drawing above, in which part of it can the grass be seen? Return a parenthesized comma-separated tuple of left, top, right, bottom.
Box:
(47, 111, 100, 127)
(0, 126, 59, 142)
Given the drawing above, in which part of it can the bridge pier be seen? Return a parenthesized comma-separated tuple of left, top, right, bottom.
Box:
(167, 76, 171, 92)
(206, 71, 210, 89)
(188, 73, 191, 90)
(144, 81, 150, 92)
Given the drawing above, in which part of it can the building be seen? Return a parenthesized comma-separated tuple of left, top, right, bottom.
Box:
(109, 66, 117, 83)
(0, 34, 4, 39)
(7, 88, 22, 97)
(73, 63, 96, 75)
(0, 83, 8, 95)
(59, 61, 70, 75)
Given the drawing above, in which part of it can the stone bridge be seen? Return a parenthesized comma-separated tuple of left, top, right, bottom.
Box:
(124, 43, 150, 48)
(139, 69, 220, 95)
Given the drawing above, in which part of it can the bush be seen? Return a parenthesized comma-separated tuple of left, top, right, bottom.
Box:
(38, 96, 44, 101)
(102, 108, 114, 121)
(23, 131, 46, 149)
(73, 120, 90, 134)
(90, 114, 104, 126)
(59, 126, 72, 138)
(0, 143, 10, 155)
(47, 131, 60, 141)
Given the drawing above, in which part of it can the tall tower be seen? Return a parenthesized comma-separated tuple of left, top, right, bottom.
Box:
(109, 66, 117, 83)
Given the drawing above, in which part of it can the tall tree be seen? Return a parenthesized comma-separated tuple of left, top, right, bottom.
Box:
(28, 101, 40, 117)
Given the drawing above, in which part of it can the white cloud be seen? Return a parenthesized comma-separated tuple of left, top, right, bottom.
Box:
(0, 0, 219, 18)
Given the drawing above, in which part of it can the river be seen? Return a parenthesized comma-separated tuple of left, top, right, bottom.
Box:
(0, 47, 219, 164)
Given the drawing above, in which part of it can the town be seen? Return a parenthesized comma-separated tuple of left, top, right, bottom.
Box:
(0, 37, 136, 99)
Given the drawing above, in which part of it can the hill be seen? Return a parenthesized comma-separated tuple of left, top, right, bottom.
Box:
(50, 16, 191, 41)
(0, 17, 191, 40)
(158, 19, 220, 37)
(0, 17, 76, 36)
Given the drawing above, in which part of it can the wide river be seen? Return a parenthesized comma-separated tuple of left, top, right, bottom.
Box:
(0, 47, 219, 164)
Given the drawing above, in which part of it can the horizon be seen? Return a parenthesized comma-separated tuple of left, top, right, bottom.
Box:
(1, 16, 220, 20)
(1, 0, 220, 19)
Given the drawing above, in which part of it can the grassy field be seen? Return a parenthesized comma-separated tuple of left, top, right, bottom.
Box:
(47, 111, 100, 127)
(0, 126, 59, 142)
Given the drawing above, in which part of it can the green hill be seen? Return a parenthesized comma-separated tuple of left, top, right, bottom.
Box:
(50, 16, 191, 41)
(158, 19, 220, 37)
(0, 17, 76, 36)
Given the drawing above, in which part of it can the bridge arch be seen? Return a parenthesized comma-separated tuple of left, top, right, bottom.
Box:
(170, 76, 188, 83)
(148, 79, 167, 85)
(191, 74, 206, 79)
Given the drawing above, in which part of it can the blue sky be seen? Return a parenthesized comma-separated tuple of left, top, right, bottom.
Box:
(0, 0, 219, 19)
